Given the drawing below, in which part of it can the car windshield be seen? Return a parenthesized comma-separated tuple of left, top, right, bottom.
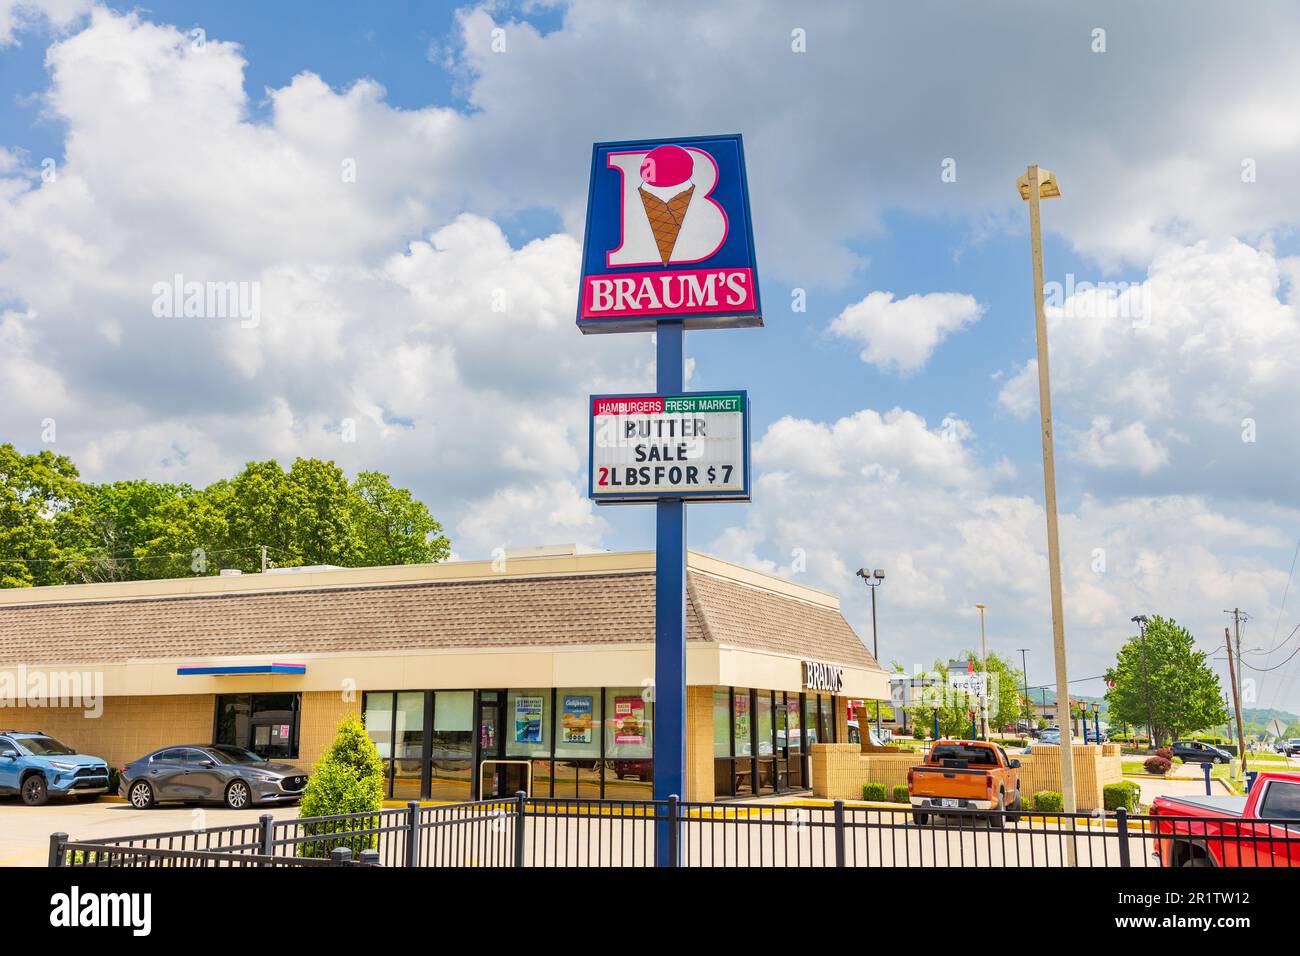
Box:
(931, 744, 999, 765)
(207, 745, 269, 765)
(15, 736, 74, 756)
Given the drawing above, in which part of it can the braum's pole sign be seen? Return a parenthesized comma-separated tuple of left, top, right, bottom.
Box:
(577, 135, 762, 333)
(590, 391, 750, 502)
(577, 134, 760, 867)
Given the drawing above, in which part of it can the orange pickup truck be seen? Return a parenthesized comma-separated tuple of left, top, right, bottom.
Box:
(907, 739, 1023, 827)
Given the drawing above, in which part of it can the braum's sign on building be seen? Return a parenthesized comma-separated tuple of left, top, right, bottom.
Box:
(589, 391, 749, 502)
(576, 134, 762, 333)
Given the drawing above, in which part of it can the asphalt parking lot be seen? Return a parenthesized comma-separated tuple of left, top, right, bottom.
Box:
(0, 796, 303, 867)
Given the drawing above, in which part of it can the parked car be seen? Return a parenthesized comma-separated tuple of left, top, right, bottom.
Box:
(1171, 740, 1231, 764)
(119, 744, 308, 809)
(907, 739, 1022, 827)
(0, 731, 111, 806)
(1283, 738, 1300, 757)
(1037, 728, 1061, 746)
(1150, 771, 1300, 866)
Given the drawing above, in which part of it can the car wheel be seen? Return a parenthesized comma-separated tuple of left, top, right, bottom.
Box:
(74, 793, 101, 803)
(989, 791, 1006, 829)
(912, 811, 929, 826)
(128, 780, 155, 809)
(1007, 793, 1022, 824)
(224, 779, 252, 810)
(20, 774, 49, 806)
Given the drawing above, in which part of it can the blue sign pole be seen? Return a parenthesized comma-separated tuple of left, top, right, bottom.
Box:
(654, 319, 686, 867)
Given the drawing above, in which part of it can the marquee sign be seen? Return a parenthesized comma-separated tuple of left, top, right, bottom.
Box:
(577, 134, 762, 333)
(803, 660, 845, 693)
(589, 390, 749, 502)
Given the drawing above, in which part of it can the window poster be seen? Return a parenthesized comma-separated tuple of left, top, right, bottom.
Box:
(561, 695, 594, 744)
(514, 696, 544, 744)
(613, 696, 646, 745)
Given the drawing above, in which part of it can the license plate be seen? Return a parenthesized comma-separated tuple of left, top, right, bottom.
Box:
(940, 798, 959, 808)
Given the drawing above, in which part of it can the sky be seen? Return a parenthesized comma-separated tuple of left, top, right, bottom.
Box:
(3, 0, 1300, 715)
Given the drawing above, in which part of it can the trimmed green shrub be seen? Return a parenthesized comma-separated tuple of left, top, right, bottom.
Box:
(1033, 791, 1063, 813)
(1103, 781, 1142, 812)
(298, 714, 386, 858)
(1144, 756, 1171, 776)
(861, 782, 888, 801)
(891, 784, 909, 804)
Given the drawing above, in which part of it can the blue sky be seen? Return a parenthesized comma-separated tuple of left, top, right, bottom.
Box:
(4, 1, 1300, 713)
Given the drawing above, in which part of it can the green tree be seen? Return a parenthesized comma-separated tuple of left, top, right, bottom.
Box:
(1104, 616, 1227, 745)
(298, 715, 386, 857)
(65, 480, 194, 582)
(0, 444, 89, 587)
(348, 470, 450, 566)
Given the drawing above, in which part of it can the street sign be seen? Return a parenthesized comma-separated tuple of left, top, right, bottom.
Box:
(589, 390, 750, 502)
(577, 135, 762, 333)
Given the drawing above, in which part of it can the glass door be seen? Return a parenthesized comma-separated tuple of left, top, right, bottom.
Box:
(477, 692, 503, 798)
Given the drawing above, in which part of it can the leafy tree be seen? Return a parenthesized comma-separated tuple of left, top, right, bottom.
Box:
(298, 715, 386, 857)
(0, 444, 88, 587)
(66, 480, 194, 582)
(348, 470, 450, 566)
(1104, 615, 1227, 746)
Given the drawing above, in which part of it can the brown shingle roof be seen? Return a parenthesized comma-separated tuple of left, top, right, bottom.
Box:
(0, 570, 880, 669)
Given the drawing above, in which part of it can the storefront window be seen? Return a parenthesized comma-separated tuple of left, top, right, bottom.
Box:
(554, 688, 601, 798)
(430, 690, 474, 801)
(505, 689, 550, 758)
(712, 688, 731, 758)
(756, 693, 774, 757)
(733, 689, 752, 757)
(215, 693, 300, 758)
(362, 692, 396, 797)
(393, 691, 425, 801)
(604, 688, 652, 799)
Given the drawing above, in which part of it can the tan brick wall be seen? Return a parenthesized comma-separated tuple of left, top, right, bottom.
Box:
(13, 695, 214, 770)
(685, 685, 715, 802)
(297, 691, 362, 769)
(810, 742, 1122, 810)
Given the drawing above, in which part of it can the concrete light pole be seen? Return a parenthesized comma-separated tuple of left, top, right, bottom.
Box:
(975, 603, 989, 739)
(1017, 164, 1076, 815)
(857, 568, 885, 738)
(1017, 648, 1031, 734)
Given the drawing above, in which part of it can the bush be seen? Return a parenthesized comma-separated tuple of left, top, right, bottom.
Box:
(1103, 781, 1142, 812)
(1144, 756, 1172, 776)
(1155, 747, 1173, 761)
(1033, 791, 1063, 813)
(861, 782, 888, 802)
(298, 714, 387, 858)
(892, 784, 910, 804)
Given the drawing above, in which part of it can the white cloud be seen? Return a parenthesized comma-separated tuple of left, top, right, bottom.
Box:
(828, 291, 982, 374)
(0, 0, 88, 46)
(998, 239, 1300, 502)
(711, 405, 1296, 702)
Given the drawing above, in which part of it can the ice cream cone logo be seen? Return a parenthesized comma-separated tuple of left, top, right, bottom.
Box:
(638, 145, 696, 266)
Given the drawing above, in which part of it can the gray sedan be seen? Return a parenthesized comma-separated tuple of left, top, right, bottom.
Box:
(120, 744, 309, 809)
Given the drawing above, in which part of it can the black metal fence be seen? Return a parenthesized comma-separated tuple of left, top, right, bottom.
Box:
(49, 795, 1300, 868)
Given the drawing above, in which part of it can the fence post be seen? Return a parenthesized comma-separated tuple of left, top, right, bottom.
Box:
(833, 800, 846, 867)
(330, 847, 354, 865)
(514, 791, 526, 868)
(666, 794, 679, 868)
(1116, 806, 1131, 867)
(1202, 762, 1212, 795)
(258, 813, 275, 865)
(406, 800, 421, 868)
(49, 832, 67, 868)
(359, 848, 381, 866)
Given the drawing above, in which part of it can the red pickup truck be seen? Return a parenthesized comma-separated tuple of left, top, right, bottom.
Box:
(1150, 771, 1300, 867)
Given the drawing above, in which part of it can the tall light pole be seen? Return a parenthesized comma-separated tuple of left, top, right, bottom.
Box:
(857, 568, 885, 738)
(1017, 648, 1031, 734)
(975, 603, 989, 739)
(1018, 164, 1076, 815)
(1131, 614, 1155, 748)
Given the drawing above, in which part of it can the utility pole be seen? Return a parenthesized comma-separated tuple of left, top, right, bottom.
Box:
(1224, 625, 1248, 777)
(1132, 615, 1155, 749)
(1225, 608, 1248, 763)
(1017, 648, 1031, 733)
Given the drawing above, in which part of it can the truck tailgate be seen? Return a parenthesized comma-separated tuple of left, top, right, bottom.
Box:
(911, 766, 990, 799)
(1156, 795, 1247, 816)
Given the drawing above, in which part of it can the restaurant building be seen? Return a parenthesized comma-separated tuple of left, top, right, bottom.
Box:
(0, 547, 888, 803)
